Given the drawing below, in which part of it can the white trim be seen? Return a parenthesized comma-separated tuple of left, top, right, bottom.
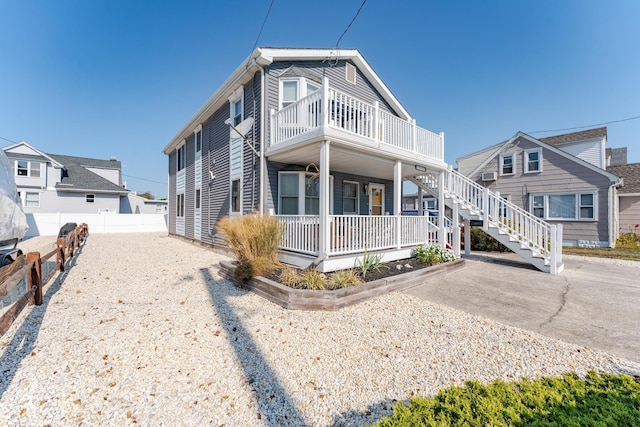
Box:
(176, 140, 186, 172)
(368, 182, 385, 215)
(22, 191, 40, 208)
(499, 153, 516, 176)
(529, 191, 598, 221)
(229, 87, 244, 129)
(194, 124, 203, 153)
(523, 147, 543, 173)
(3, 141, 64, 168)
(342, 180, 359, 215)
(277, 171, 334, 215)
(278, 77, 320, 110)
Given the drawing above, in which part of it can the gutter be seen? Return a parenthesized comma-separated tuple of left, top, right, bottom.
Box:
(608, 177, 624, 247)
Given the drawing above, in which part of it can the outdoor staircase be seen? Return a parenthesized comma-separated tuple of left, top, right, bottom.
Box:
(409, 169, 564, 274)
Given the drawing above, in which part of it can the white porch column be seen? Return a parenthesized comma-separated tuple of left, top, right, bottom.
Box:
(438, 170, 446, 249)
(464, 218, 471, 256)
(322, 76, 330, 127)
(452, 202, 460, 257)
(394, 160, 402, 249)
(319, 140, 331, 255)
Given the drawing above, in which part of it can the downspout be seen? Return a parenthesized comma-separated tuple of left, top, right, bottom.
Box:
(257, 60, 266, 216)
(609, 178, 623, 247)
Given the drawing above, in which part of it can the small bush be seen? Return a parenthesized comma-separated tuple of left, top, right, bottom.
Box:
(279, 267, 303, 288)
(617, 231, 640, 248)
(327, 269, 362, 289)
(373, 371, 640, 427)
(469, 226, 510, 252)
(358, 248, 384, 279)
(216, 214, 282, 263)
(413, 245, 455, 265)
(299, 269, 327, 290)
(234, 256, 276, 282)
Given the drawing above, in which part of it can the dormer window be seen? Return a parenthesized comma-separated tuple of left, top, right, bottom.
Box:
(279, 78, 320, 110)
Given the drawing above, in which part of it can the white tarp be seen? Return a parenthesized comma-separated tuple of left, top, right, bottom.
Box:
(0, 150, 28, 244)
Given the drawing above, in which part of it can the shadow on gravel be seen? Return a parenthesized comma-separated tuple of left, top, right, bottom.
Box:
(330, 398, 404, 426)
(0, 244, 84, 399)
(201, 267, 308, 427)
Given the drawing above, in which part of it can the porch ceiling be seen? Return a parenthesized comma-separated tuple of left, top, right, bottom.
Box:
(266, 141, 444, 181)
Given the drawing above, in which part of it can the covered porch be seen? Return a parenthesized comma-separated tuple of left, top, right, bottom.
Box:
(266, 77, 456, 272)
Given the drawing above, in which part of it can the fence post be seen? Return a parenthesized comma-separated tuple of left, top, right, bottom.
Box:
(482, 188, 489, 231)
(27, 252, 43, 306)
(550, 224, 557, 275)
(57, 237, 66, 271)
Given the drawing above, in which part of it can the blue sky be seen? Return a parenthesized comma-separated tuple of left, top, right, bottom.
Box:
(1, 0, 639, 199)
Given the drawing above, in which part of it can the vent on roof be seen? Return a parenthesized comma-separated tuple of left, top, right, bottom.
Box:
(482, 171, 497, 181)
(345, 63, 356, 84)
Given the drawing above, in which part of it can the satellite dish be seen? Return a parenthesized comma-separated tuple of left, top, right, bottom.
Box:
(226, 117, 254, 139)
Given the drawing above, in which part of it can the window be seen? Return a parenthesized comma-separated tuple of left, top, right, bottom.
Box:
(530, 192, 596, 220)
(176, 194, 185, 217)
(195, 189, 201, 210)
(17, 160, 28, 176)
(231, 179, 240, 213)
(423, 198, 437, 216)
(524, 148, 542, 173)
(279, 78, 321, 109)
(155, 204, 165, 214)
(342, 181, 359, 214)
(195, 128, 202, 153)
(278, 172, 332, 215)
(497, 194, 511, 218)
(86, 194, 95, 204)
(232, 99, 242, 126)
(25, 192, 39, 207)
(499, 153, 515, 175)
(177, 143, 186, 172)
(579, 193, 594, 219)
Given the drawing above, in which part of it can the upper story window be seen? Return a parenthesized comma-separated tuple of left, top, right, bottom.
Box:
(229, 86, 244, 127)
(195, 126, 202, 153)
(499, 153, 515, 176)
(524, 148, 542, 173)
(279, 78, 320, 110)
(14, 160, 41, 177)
(177, 142, 186, 172)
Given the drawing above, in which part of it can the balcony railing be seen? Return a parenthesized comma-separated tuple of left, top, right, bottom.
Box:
(276, 215, 451, 257)
(269, 82, 444, 163)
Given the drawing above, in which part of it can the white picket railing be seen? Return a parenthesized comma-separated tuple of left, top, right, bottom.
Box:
(270, 85, 444, 163)
(276, 214, 450, 257)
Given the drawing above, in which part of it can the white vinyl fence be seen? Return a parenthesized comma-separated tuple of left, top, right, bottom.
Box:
(24, 213, 168, 237)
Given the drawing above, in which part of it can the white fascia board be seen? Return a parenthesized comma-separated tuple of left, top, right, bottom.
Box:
(466, 134, 519, 177)
(619, 192, 640, 197)
(56, 188, 129, 195)
(3, 141, 64, 168)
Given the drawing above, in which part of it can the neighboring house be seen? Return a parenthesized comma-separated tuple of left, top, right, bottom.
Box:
(456, 127, 624, 248)
(607, 161, 640, 234)
(2, 141, 129, 214)
(121, 193, 169, 214)
(162, 47, 563, 273)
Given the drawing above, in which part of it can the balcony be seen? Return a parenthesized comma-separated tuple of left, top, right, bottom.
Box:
(268, 80, 444, 171)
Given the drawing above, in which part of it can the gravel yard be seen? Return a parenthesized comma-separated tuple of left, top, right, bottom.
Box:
(1, 233, 639, 426)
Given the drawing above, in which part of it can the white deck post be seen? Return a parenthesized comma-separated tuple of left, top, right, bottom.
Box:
(269, 108, 275, 147)
(411, 119, 417, 154)
(319, 140, 330, 256)
(452, 202, 460, 257)
(464, 218, 471, 256)
(322, 76, 330, 127)
(482, 187, 489, 231)
(550, 224, 557, 275)
(394, 160, 402, 249)
(372, 101, 379, 141)
(438, 170, 445, 249)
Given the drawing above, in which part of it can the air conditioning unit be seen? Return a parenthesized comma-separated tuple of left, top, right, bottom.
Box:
(482, 171, 497, 181)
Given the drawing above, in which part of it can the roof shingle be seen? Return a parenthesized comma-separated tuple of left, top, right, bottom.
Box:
(539, 127, 607, 146)
(608, 163, 640, 194)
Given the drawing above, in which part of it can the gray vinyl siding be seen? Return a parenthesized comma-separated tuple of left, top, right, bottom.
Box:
(472, 136, 614, 244)
(168, 151, 177, 234)
(242, 72, 262, 215)
(184, 133, 195, 237)
(619, 196, 640, 230)
(457, 143, 502, 176)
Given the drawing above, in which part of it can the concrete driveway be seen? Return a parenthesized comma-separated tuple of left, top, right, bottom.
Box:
(405, 252, 640, 364)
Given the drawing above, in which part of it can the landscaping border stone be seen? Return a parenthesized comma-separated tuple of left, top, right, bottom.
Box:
(219, 258, 465, 311)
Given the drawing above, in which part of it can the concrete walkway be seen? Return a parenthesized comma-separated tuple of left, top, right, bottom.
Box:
(406, 252, 640, 364)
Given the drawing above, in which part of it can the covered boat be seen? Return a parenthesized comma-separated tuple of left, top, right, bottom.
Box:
(1, 149, 28, 247)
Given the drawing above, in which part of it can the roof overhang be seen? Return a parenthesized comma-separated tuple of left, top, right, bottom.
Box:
(3, 141, 64, 168)
(55, 187, 129, 195)
(162, 47, 411, 155)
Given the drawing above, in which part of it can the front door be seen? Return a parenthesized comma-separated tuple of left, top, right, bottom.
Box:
(369, 183, 384, 215)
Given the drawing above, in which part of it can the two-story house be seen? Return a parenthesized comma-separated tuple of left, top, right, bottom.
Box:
(163, 47, 564, 274)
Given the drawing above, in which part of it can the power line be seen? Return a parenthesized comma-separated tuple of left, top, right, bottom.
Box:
(0, 135, 18, 143)
(123, 174, 167, 185)
(527, 115, 640, 134)
(246, 0, 276, 69)
(335, 0, 367, 49)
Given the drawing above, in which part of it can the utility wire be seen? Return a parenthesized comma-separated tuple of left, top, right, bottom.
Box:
(123, 174, 167, 185)
(335, 0, 367, 49)
(527, 115, 640, 134)
(0, 135, 18, 143)
(245, 0, 276, 69)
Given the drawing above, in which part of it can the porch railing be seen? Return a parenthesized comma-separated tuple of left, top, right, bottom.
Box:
(276, 214, 451, 257)
(269, 82, 444, 163)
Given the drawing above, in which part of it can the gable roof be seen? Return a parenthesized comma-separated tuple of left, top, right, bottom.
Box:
(3, 141, 64, 168)
(47, 153, 127, 194)
(162, 47, 412, 155)
(539, 127, 607, 146)
(608, 163, 640, 194)
(466, 131, 620, 183)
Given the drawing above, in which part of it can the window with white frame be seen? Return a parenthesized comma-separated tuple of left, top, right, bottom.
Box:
(342, 181, 359, 214)
(155, 204, 165, 214)
(24, 191, 40, 207)
(422, 198, 437, 215)
(279, 78, 320, 110)
(524, 148, 542, 173)
(278, 172, 331, 215)
(195, 127, 202, 153)
(230, 179, 240, 213)
(195, 188, 201, 210)
(177, 144, 186, 172)
(16, 160, 28, 176)
(497, 194, 511, 218)
(176, 193, 185, 217)
(530, 192, 596, 220)
(499, 153, 515, 176)
(86, 194, 95, 204)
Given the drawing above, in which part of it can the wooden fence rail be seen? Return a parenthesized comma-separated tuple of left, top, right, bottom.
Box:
(0, 223, 89, 336)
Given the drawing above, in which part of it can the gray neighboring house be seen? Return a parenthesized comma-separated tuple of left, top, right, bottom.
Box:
(456, 127, 626, 248)
(2, 141, 129, 214)
(607, 159, 640, 233)
(121, 193, 169, 214)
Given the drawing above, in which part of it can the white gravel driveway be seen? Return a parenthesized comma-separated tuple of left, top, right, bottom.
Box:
(1, 233, 638, 426)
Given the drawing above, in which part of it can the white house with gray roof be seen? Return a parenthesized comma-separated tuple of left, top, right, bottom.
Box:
(2, 141, 129, 214)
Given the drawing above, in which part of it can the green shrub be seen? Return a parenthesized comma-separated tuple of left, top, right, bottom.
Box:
(327, 269, 362, 289)
(216, 214, 282, 263)
(373, 371, 640, 427)
(358, 248, 384, 279)
(617, 231, 640, 248)
(469, 226, 510, 252)
(413, 245, 455, 265)
(299, 269, 327, 290)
